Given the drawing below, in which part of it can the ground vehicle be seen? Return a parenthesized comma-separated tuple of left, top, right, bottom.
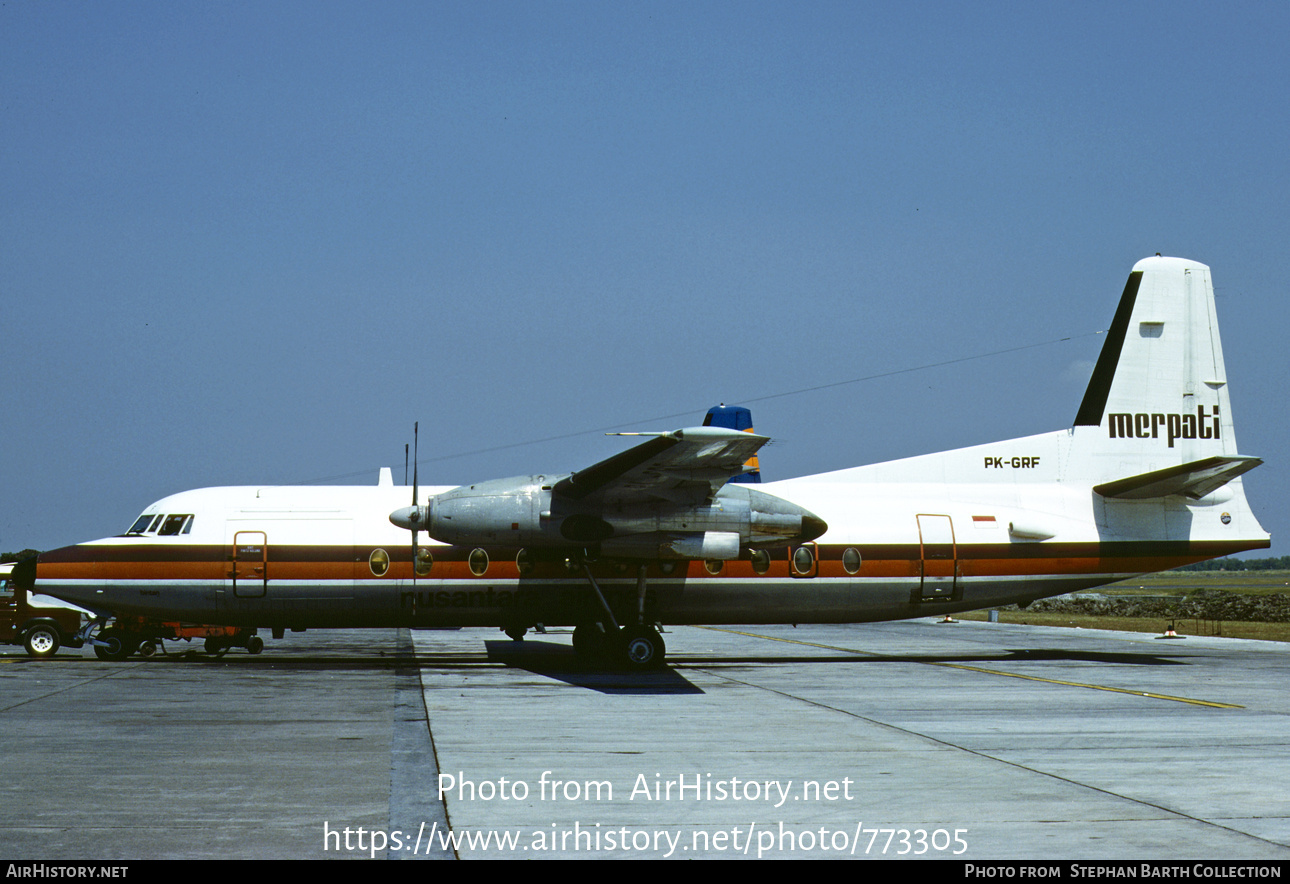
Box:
(2, 562, 260, 660)
(0, 562, 86, 658)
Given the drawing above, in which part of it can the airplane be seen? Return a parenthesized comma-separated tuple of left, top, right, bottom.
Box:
(11, 256, 1269, 668)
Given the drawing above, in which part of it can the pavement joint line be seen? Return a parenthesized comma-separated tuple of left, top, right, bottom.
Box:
(391, 628, 458, 860)
(0, 662, 144, 714)
(692, 626, 1245, 709)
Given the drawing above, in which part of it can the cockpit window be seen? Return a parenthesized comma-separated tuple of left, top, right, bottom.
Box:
(127, 515, 155, 535)
(158, 514, 193, 536)
(126, 514, 194, 536)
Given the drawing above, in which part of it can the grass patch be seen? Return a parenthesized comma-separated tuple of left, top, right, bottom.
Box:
(958, 570, 1290, 642)
(954, 610, 1290, 642)
(1105, 571, 1290, 597)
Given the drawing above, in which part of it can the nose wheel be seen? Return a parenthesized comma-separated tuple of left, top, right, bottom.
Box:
(93, 627, 138, 661)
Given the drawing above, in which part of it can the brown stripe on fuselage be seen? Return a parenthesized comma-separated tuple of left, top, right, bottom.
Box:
(35, 538, 1268, 585)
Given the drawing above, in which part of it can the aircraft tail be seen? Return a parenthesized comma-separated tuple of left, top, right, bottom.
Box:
(704, 404, 761, 482)
(1069, 256, 1261, 497)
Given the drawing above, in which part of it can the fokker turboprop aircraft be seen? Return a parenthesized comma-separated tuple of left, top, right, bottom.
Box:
(14, 257, 1269, 667)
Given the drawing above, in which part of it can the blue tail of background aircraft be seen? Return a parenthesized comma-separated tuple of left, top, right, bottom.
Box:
(704, 404, 761, 483)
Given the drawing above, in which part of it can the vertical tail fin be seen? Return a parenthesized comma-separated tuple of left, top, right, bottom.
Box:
(1073, 256, 1242, 466)
(1067, 256, 1266, 550)
(704, 404, 761, 482)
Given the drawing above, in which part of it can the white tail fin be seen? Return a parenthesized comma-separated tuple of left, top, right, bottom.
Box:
(778, 255, 1267, 566)
(1070, 256, 1260, 494)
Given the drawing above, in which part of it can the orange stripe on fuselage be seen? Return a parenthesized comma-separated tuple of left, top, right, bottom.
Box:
(34, 539, 1263, 585)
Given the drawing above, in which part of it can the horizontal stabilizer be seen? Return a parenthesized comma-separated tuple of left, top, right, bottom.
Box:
(1093, 455, 1262, 500)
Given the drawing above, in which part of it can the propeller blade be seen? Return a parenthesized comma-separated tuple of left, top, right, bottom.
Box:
(411, 422, 419, 583)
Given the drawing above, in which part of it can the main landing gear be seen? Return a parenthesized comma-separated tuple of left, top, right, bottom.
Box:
(571, 560, 668, 670)
(570, 622, 667, 669)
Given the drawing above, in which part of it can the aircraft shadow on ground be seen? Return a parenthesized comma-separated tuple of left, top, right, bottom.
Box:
(640, 649, 1195, 668)
(482, 639, 705, 694)
(8, 643, 1194, 677)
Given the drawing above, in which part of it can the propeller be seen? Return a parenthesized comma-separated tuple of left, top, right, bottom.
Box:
(409, 422, 421, 583)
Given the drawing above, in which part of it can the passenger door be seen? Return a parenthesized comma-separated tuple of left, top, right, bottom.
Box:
(916, 514, 958, 602)
(229, 530, 268, 598)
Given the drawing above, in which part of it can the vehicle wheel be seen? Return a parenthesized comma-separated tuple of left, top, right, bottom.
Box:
(618, 626, 666, 670)
(246, 635, 264, 655)
(572, 623, 608, 660)
(94, 627, 136, 662)
(23, 625, 60, 659)
(138, 641, 158, 658)
(204, 637, 229, 658)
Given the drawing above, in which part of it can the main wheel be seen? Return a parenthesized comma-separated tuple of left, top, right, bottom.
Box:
(23, 625, 60, 659)
(572, 623, 608, 660)
(618, 626, 666, 669)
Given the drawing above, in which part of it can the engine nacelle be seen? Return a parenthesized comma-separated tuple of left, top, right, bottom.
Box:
(391, 476, 552, 546)
(389, 476, 827, 556)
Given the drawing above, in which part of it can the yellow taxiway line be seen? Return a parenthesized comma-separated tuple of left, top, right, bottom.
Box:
(693, 626, 1244, 709)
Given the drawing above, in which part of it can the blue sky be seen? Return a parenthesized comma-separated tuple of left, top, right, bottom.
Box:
(3, 1, 1287, 556)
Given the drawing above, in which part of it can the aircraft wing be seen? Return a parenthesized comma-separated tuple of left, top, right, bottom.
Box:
(553, 427, 769, 506)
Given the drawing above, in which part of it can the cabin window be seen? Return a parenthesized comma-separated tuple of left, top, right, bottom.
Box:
(750, 549, 771, 574)
(516, 549, 534, 576)
(414, 547, 433, 577)
(469, 548, 489, 576)
(842, 548, 862, 575)
(369, 548, 390, 577)
(792, 546, 815, 575)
